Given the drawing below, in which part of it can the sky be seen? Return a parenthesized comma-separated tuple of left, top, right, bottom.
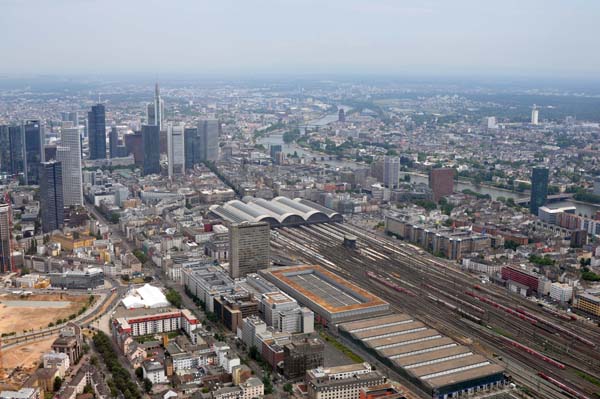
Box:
(1, 0, 599, 79)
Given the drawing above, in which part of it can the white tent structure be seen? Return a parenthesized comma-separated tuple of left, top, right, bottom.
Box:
(122, 284, 170, 309)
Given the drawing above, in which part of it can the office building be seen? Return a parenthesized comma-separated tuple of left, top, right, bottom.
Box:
(229, 221, 270, 279)
(0, 125, 24, 177)
(531, 105, 539, 125)
(199, 119, 219, 161)
(283, 338, 324, 379)
(306, 363, 387, 399)
(61, 112, 79, 126)
(23, 119, 45, 185)
(56, 127, 83, 206)
(124, 132, 144, 165)
(142, 124, 160, 176)
(338, 108, 346, 123)
(429, 168, 454, 202)
(575, 291, 600, 317)
(87, 104, 106, 159)
(109, 126, 119, 158)
(383, 156, 400, 189)
(270, 144, 282, 161)
(0, 203, 12, 273)
(147, 83, 164, 131)
(184, 127, 200, 169)
(530, 166, 549, 215)
(167, 122, 185, 178)
(40, 161, 64, 233)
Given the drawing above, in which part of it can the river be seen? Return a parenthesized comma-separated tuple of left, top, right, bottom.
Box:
(257, 134, 599, 217)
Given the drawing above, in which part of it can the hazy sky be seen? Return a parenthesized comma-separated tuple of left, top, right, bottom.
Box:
(1, 0, 599, 78)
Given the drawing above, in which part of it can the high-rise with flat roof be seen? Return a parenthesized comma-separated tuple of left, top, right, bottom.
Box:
(87, 104, 106, 160)
(383, 156, 400, 189)
(109, 126, 119, 159)
(530, 166, 549, 215)
(147, 83, 164, 131)
(429, 168, 454, 202)
(199, 119, 219, 161)
(184, 127, 200, 170)
(0, 203, 12, 273)
(229, 221, 270, 279)
(0, 125, 24, 177)
(40, 161, 64, 233)
(23, 119, 45, 185)
(142, 125, 160, 176)
(167, 122, 185, 178)
(56, 127, 83, 206)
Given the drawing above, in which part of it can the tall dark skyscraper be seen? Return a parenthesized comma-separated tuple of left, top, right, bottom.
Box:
(142, 125, 160, 176)
(88, 104, 106, 160)
(184, 127, 200, 170)
(0, 125, 24, 177)
(23, 119, 44, 185)
(530, 166, 549, 215)
(109, 126, 119, 159)
(40, 161, 64, 233)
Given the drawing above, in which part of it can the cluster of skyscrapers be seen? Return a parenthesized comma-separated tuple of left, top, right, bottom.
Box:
(0, 83, 220, 237)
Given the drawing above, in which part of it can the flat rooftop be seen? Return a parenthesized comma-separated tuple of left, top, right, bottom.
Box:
(260, 265, 388, 314)
(338, 314, 505, 394)
(340, 314, 413, 332)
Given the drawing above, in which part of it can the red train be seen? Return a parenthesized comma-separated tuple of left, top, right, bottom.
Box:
(501, 336, 565, 369)
(367, 271, 417, 297)
(514, 307, 596, 347)
(537, 372, 592, 399)
(465, 291, 538, 325)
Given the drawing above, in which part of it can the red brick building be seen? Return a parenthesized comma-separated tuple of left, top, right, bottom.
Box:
(429, 168, 454, 202)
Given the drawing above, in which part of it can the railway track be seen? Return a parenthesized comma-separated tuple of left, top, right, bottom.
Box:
(271, 223, 600, 398)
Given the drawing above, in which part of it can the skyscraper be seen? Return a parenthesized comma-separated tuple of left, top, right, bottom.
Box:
(530, 166, 549, 215)
(338, 108, 346, 123)
(229, 221, 270, 279)
(56, 127, 83, 206)
(199, 119, 219, 162)
(383, 156, 400, 189)
(23, 119, 45, 185)
(109, 126, 119, 159)
(87, 104, 106, 159)
(429, 168, 454, 202)
(124, 132, 144, 166)
(167, 123, 185, 179)
(0, 203, 12, 273)
(142, 124, 160, 176)
(61, 111, 79, 126)
(147, 83, 164, 130)
(40, 161, 64, 233)
(531, 105, 539, 125)
(0, 125, 24, 177)
(184, 127, 200, 170)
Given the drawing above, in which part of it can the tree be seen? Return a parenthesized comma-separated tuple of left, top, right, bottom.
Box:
(283, 383, 293, 393)
(249, 345, 259, 360)
(53, 376, 62, 392)
(166, 288, 183, 308)
(143, 378, 153, 393)
(135, 366, 144, 380)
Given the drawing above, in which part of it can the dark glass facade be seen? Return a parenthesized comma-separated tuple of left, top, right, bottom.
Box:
(530, 166, 549, 215)
(88, 104, 106, 160)
(0, 125, 24, 177)
(142, 125, 160, 175)
(184, 127, 200, 170)
(40, 161, 64, 233)
(23, 120, 44, 185)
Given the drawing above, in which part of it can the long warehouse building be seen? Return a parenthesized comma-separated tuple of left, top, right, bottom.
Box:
(259, 265, 390, 325)
(338, 314, 506, 399)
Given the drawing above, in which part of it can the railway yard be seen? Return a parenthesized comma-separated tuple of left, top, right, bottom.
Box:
(270, 222, 600, 399)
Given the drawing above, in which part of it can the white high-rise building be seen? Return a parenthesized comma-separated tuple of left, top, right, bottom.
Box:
(167, 122, 185, 179)
(383, 156, 400, 189)
(57, 126, 83, 206)
(531, 105, 539, 125)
